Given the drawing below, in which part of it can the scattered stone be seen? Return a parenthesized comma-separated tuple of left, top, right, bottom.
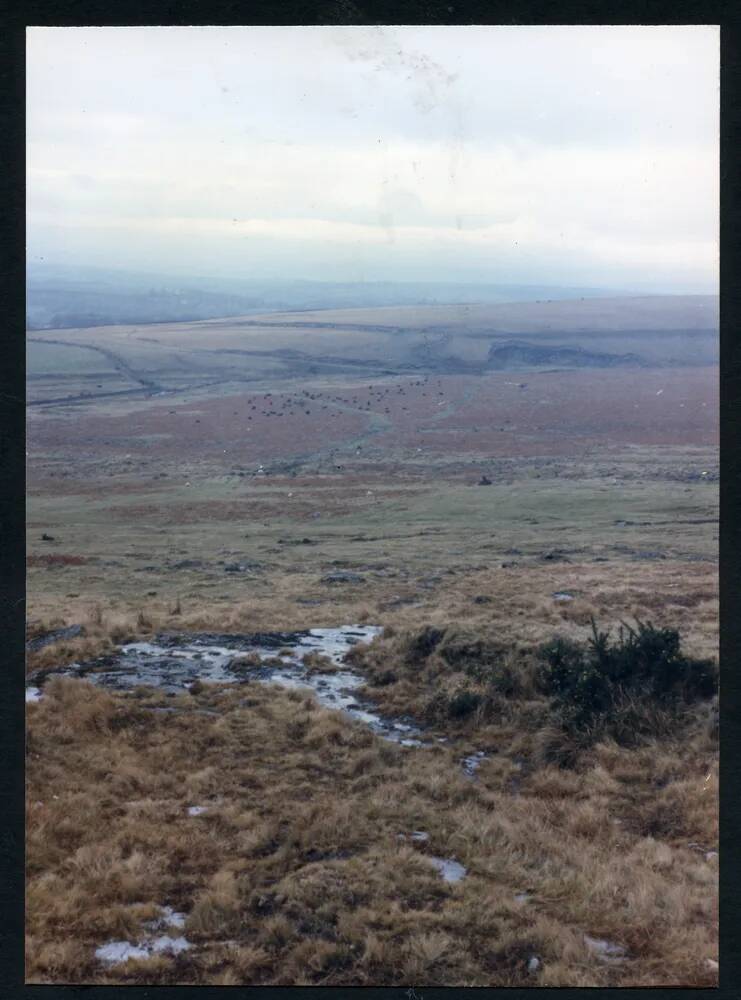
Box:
(472, 595, 493, 604)
(515, 892, 532, 905)
(706, 958, 719, 972)
(187, 805, 207, 816)
(379, 596, 420, 610)
(527, 956, 541, 973)
(172, 559, 205, 570)
(41, 533, 55, 541)
(477, 475, 493, 485)
(540, 550, 570, 562)
(321, 571, 366, 585)
(551, 591, 575, 602)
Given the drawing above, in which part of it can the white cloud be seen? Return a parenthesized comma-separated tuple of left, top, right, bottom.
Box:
(26, 25, 719, 290)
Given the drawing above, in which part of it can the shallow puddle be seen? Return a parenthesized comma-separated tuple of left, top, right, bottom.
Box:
(96, 905, 192, 966)
(35, 625, 428, 746)
(96, 935, 191, 966)
(461, 751, 488, 778)
(427, 856, 467, 883)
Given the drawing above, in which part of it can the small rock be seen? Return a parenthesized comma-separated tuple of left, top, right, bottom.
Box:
(540, 550, 570, 562)
(472, 595, 493, 604)
(321, 571, 366, 585)
(477, 475, 493, 486)
(527, 956, 541, 973)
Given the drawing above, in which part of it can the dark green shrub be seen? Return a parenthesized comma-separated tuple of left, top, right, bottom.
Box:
(538, 618, 717, 735)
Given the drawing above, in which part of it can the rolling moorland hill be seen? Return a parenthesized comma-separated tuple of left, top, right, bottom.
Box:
(27, 295, 718, 408)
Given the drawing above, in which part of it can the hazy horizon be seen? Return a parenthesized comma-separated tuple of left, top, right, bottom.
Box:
(27, 25, 719, 295)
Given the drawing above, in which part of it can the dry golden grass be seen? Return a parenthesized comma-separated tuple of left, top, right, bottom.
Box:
(25, 438, 718, 985)
(26, 655, 717, 986)
(26, 556, 718, 677)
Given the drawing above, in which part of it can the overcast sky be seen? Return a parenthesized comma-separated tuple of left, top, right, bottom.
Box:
(27, 25, 719, 291)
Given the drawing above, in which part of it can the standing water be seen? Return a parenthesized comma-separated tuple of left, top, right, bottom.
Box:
(29, 625, 427, 746)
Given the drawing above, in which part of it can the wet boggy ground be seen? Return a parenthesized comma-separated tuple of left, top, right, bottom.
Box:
(27, 625, 428, 746)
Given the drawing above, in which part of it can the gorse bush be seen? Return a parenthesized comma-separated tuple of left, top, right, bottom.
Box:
(538, 618, 717, 734)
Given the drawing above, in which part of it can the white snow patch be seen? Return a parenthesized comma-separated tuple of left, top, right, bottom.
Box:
(26, 687, 43, 703)
(187, 805, 207, 816)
